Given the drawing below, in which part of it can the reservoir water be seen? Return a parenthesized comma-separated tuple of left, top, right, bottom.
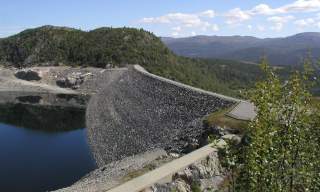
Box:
(0, 93, 96, 192)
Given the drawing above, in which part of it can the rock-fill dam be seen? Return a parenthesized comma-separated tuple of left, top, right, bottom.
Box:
(86, 65, 239, 166)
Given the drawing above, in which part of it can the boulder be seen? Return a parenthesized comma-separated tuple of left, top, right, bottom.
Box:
(15, 69, 41, 81)
(56, 72, 92, 89)
(175, 179, 191, 192)
(199, 177, 224, 192)
(152, 151, 224, 192)
(207, 125, 241, 137)
(174, 168, 194, 182)
(221, 134, 242, 145)
(105, 64, 112, 69)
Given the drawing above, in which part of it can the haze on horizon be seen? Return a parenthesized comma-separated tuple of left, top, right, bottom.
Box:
(1, 0, 320, 38)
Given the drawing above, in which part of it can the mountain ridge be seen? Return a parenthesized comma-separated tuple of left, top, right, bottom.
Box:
(162, 32, 320, 41)
(162, 32, 320, 66)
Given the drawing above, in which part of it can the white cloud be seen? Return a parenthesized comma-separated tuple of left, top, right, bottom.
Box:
(140, 10, 218, 36)
(281, 0, 320, 13)
(140, 17, 169, 24)
(211, 24, 219, 31)
(267, 15, 295, 23)
(140, 0, 320, 35)
(191, 31, 197, 36)
(250, 0, 320, 15)
(140, 13, 204, 27)
(199, 22, 210, 31)
(224, 0, 320, 25)
(271, 23, 284, 31)
(199, 10, 215, 18)
(171, 26, 182, 37)
(267, 15, 294, 31)
(225, 8, 251, 24)
(172, 26, 182, 32)
(171, 31, 180, 37)
(257, 25, 266, 31)
(294, 18, 315, 27)
(139, 10, 215, 28)
(251, 4, 279, 15)
(293, 12, 320, 28)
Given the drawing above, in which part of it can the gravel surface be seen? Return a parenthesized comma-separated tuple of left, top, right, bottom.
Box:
(0, 66, 107, 95)
(54, 149, 170, 192)
(0, 67, 75, 94)
(86, 65, 235, 166)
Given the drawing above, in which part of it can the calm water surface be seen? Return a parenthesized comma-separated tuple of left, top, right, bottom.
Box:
(0, 94, 96, 192)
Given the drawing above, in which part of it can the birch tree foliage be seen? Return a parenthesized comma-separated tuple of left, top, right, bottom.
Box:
(234, 57, 320, 192)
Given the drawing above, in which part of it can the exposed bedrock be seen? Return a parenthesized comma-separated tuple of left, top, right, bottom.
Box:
(86, 66, 236, 166)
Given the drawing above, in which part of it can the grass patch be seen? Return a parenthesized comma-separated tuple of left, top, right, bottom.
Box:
(191, 181, 202, 192)
(204, 105, 249, 133)
(121, 163, 157, 182)
(121, 156, 175, 182)
(311, 97, 320, 109)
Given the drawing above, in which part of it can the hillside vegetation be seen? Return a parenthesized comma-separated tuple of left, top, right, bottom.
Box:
(0, 26, 298, 97)
(0, 25, 173, 69)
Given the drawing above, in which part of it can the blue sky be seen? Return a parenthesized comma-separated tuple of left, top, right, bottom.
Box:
(1, 0, 320, 38)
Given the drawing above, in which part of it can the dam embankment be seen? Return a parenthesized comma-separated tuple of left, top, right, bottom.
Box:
(57, 65, 257, 192)
(86, 65, 237, 166)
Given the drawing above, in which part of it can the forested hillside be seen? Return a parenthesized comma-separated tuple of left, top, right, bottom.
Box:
(0, 26, 305, 97)
(0, 25, 174, 69)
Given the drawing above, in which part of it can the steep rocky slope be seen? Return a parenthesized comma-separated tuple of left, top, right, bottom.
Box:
(86, 65, 236, 166)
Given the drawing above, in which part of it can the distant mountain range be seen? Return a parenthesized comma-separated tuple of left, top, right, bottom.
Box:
(0, 26, 318, 96)
(162, 32, 320, 66)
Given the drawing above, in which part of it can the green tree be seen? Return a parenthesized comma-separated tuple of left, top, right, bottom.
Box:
(228, 57, 320, 191)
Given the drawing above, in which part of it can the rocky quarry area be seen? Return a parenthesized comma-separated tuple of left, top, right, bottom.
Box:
(1, 64, 243, 192)
(0, 66, 108, 94)
(148, 131, 242, 192)
(63, 65, 241, 191)
(152, 152, 223, 192)
(56, 71, 93, 90)
(86, 65, 236, 166)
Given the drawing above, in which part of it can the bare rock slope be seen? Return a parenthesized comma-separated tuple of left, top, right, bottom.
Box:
(86, 65, 236, 166)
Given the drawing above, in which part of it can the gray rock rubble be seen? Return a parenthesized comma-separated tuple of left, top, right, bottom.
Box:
(86, 66, 235, 166)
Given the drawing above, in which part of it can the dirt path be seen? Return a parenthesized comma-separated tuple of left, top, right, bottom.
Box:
(227, 101, 256, 121)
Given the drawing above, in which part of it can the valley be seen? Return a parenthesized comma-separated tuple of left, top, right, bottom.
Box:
(0, 25, 319, 192)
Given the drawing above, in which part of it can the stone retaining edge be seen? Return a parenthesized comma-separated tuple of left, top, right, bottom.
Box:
(107, 144, 217, 192)
(133, 65, 242, 103)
